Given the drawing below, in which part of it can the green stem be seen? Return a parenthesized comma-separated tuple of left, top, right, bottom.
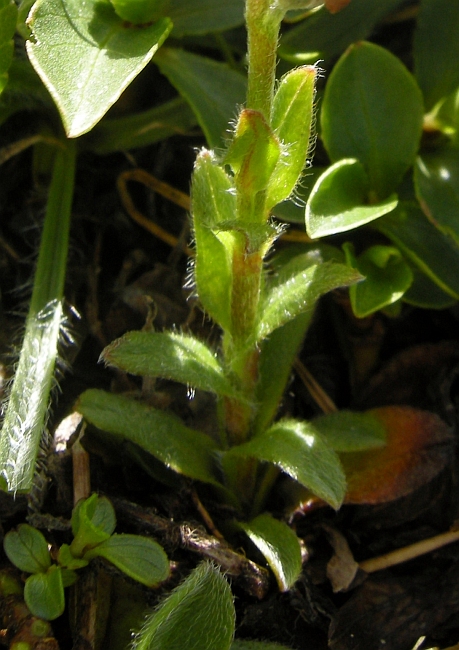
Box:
(0, 139, 76, 493)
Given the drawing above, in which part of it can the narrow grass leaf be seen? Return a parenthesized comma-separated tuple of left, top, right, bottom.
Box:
(239, 514, 302, 591)
(76, 389, 221, 486)
(102, 331, 243, 400)
(132, 562, 235, 650)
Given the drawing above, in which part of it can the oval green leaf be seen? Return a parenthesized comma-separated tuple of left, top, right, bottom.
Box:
(132, 562, 235, 650)
(101, 331, 243, 400)
(321, 41, 423, 199)
(306, 159, 398, 238)
(4, 524, 51, 574)
(75, 389, 221, 486)
(226, 419, 346, 509)
(24, 566, 65, 621)
(26, 0, 172, 137)
(239, 514, 302, 592)
(84, 534, 170, 587)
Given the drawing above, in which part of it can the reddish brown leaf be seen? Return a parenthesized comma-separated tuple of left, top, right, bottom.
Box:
(342, 406, 453, 504)
(324, 0, 352, 14)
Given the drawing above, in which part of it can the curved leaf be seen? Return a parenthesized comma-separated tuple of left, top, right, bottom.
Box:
(239, 514, 302, 591)
(76, 389, 221, 486)
(101, 331, 243, 400)
(24, 566, 65, 621)
(312, 410, 387, 452)
(4, 524, 51, 574)
(26, 0, 172, 137)
(226, 419, 346, 509)
(84, 534, 170, 587)
(132, 562, 235, 650)
(321, 41, 423, 199)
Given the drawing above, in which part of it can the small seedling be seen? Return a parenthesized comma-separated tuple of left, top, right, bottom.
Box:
(3, 494, 169, 620)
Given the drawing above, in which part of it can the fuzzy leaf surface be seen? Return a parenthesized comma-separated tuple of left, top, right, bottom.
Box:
(155, 48, 246, 148)
(24, 566, 65, 621)
(256, 257, 361, 343)
(225, 419, 346, 509)
(4, 524, 51, 574)
(26, 0, 172, 137)
(132, 562, 235, 650)
(84, 534, 170, 587)
(102, 331, 243, 400)
(306, 159, 398, 238)
(239, 514, 302, 592)
(76, 389, 220, 486)
(321, 41, 423, 199)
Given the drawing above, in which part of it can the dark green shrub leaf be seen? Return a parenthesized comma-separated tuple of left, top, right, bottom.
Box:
(343, 243, 413, 318)
(415, 147, 459, 244)
(70, 494, 116, 556)
(155, 48, 246, 148)
(239, 514, 302, 591)
(312, 410, 387, 451)
(414, 0, 459, 111)
(266, 66, 317, 207)
(0, 0, 17, 94)
(225, 419, 346, 509)
(132, 562, 235, 650)
(102, 331, 244, 401)
(110, 0, 168, 24)
(403, 266, 457, 310)
(376, 202, 459, 299)
(4, 524, 51, 574)
(76, 389, 221, 486)
(26, 0, 172, 137)
(168, 0, 244, 37)
(24, 565, 65, 621)
(305, 159, 398, 238)
(256, 256, 361, 343)
(278, 0, 404, 64)
(321, 41, 423, 199)
(192, 149, 236, 331)
(84, 534, 170, 587)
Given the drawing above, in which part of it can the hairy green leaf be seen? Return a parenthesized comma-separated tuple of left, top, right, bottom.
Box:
(321, 41, 423, 199)
(26, 0, 172, 137)
(102, 331, 243, 400)
(239, 514, 302, 591)
(132, 562, 235, 650)
(4, 524, 51, 574)
(305, 159, 398, 238)
(85, 534, 170, 587)
(76, 389, 221, 486)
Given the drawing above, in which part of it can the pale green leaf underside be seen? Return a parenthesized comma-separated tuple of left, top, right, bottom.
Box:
(227, 419, 346, 509)
(239, 514, 302, 592)
(102, 330, 243, 400)
(76, 389, 220, 486)
(26, 0, 172, 137)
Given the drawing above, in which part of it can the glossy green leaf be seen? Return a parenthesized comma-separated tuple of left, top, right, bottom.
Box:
(321, 41, 424, 199)
(169, 0, 244, 37)
(132, 562, 235, 650)
(226, 419, 346, 509)
(84, 534, 170, 587)
(155, 48, 246, 148)
(110, 0, 168, 24)
(0, 0, 17, 94)
(226, 109, 281, 206)
(306, 159, 398, 238)
(101, 331, 243, 400)
(192, 149, 237, 331)
(83, 96, 197, 154)
(24, 566, 65, 621)
(266, 66, 317, 207)
(256, 256, 361, 343)
(403, 265, 457, 310)
(343, 243, 413, 318)
(278, 0, 404, 64)
(415, 147, 459, 244)
(414, 0, 459, 111)
(70, 494, 115, 556)
(76, 389, 221, 486)
(26, 0, 172, 137)
(239, 514, 302, 591)
(312, 410, 387, 451)
(4, 524, 51, 574)
(376, 202, 459, 299)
